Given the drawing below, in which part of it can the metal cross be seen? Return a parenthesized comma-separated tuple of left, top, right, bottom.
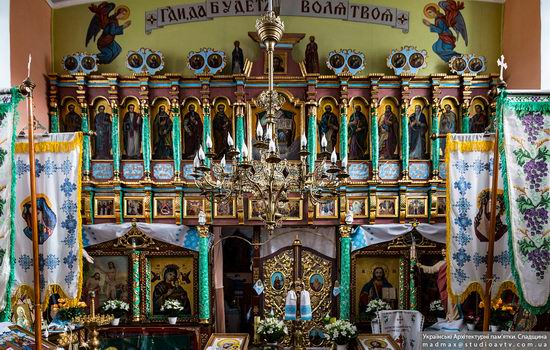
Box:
(497, 55, 507, 81)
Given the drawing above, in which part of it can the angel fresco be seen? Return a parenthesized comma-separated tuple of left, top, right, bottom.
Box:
(423, 1, 468, 62)
(86, 2, 131, 64)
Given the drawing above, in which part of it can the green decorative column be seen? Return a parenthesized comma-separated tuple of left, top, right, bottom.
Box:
(202, 104, 211, 167)
(89, 192, 95, 224)
(371, 103, 379, 179)
(198, 225, 210, 323)
(235, 106, 245, 161)
(111, 104, 121, 180)
(172, 104, 182, 179)
(401, 103, 409, 178)
(399, 257, 406, 310)
(131, 251, 141, 321)
(431, 103, 440, 176)
(81, 105, 91, 177)
(141, 102, 151, 178)
(461, 103, 470, 133)
(339, 105, 348, 162)
(307, 108, 317, 172)
(409, 256, 417, 310)
(50, 108, 59, 133)
(339, 226, 352, 320)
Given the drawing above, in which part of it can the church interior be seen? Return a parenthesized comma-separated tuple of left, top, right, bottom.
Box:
(0, 0, 549, 349)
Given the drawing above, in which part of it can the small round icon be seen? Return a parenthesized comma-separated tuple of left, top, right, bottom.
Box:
(330, 54, 345, 69)
(128, 53, 143, 69)
(207, 54, 222, 68)
(189, 54, 205, 70)
(64, 56, 78, 71)
(348, 55, 363, 69)
(409, 53, 425, 68)
(391, 53, 406, 68)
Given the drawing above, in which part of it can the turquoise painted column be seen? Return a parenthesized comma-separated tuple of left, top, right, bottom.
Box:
(371, 103, 379, 179)
(111, 104, 121, 180)
(198, 225, 210, 323)
(171, 104, 182, 179)
(339, 226, 352, 320)
(461, 103, 470, 133)
(131, 251, 141, 321)
(339, 105, 348, 162)
(431, 102, 440, 177)
(50, 108, 59, 133)
(141, 102, 151, 178)
(401, 103, 409, 178)
(202, 104, 211, 167)
(81, 105, 91, 177)
(235, 105, 245, 161)
(307, 108, 317, 172)
(409, 255, 417, 310)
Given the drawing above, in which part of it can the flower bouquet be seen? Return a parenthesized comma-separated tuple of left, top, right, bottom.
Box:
(465, 314, 479, 331)
(161, 299, 184, 324)
(429, 300, 445, 320)
(365, 299, 391, 321)
(480, 298, 516, 331)
(324, 319, 357, 347)
(55, 298, 87, 323)
(103, 300, 130, 325)
(257, 314, 288, 344)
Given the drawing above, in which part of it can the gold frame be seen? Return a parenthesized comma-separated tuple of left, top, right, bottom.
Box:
(265, 51, 288, 74)
(357, 334, 401, 350)
(94, 196, 115, 218)
(376, 196, 399, 218)
(214, 199, 237, 219)
(282, 198, 303, 221)
(435, 195, 446, 217)
(183, 197, 205, 219)
(315, 199, 338, 219)
(405, 196, 428, 218)
(247, 199, 263, 221)
(347, 196, 368, 218)
(153, 196, 175, 218)
(123, 196, 145, 218)
(205, 333, 249, 350)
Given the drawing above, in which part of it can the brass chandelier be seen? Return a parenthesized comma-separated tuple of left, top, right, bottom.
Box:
(192, 3, 348, 234)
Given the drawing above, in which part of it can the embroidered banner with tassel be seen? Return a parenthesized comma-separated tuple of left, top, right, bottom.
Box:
(13, 133, 83, 304)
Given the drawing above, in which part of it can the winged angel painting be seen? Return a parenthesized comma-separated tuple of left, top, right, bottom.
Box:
(423, 1, 468, 62)
(86, 2, 131, 64)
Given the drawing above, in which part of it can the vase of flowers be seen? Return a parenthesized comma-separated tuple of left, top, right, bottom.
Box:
(364, 299, 391, 332)
(325, 319, 357, 349)
(161, 299, 184, 325)
(103, 300, 130, 326)
(257, 314, 288, 344)
(430, 300, 445, 322)
(55, 298, 87, 325)
(480, 298, 516, 332)
(465, 314, 478, 331)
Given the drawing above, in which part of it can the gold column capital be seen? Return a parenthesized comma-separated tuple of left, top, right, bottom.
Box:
(339, 225, 352, 238)
(198, 225, 210, 238)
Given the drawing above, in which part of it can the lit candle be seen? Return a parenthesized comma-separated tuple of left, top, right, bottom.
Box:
(301, 132, 307, 148)
(268, 0, 272, 12)
(227, 133, 234, 147)
(321, 134, 328, 148)
(342, 156, 348, 169)
(331, 148, 337, 164)
(193, 153, 200, 168)
(198, 145, 206, 160)
(220, 155, 226, 168)
(269, 139, 276, 153)
(256, 122, 264, 139)
(206, 135, 212, 149)
(242, 142, 249, 159)
(266, 124, 272, 141)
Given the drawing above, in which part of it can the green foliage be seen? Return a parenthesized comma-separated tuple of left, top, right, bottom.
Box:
(516, 195, 534, 214)
(513, 149, 532, 167)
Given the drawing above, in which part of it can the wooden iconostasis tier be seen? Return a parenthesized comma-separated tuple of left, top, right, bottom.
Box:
(48, 72, 498, 226)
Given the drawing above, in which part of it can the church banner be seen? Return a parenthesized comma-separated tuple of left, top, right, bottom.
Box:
(376, 310, 424, 350)
(0, 89, 23, 320)
(145, 0, 409, 33)
(13, 133, 83, 303)
(446, 134, 514, 304)
(500, 94, 550, 314)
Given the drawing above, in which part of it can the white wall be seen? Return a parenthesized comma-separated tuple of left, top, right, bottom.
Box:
(541, 0, 550, 89)
(0, 0, 10, 88)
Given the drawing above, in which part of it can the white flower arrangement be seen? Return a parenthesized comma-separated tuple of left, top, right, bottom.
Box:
(429, 300, 444, 312)
(365, 299, 391, 320)
(257, 315, 288, 343)
(102, 300, 129, 318)
(325, 320, 357, 345)
(161, 299, 184, 316)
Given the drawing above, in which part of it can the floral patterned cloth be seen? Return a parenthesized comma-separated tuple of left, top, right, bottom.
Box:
(376, 310, 423, 350)
(446, 134, 514, 304)
(501, 97, 550, 314)
(13, 133, 83, 303)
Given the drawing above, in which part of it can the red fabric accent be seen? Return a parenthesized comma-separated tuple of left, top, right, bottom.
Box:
(445, 0, 465, 29)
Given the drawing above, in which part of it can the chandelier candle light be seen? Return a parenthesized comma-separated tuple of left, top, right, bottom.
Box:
(191, 0, 348, 234)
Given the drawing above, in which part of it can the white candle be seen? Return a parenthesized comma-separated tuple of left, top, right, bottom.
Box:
(266, 124, 272, 141)
(269, 139, 276, 153)
(301, 133, 307, 148)
(256, 122, 264, 139)
(227, 133, 234, 147)
(331, 148, 337, 164)
(198, 145, 206, 160)
(206, 135, 212, 149)
(342, 156, 348, 169)
(193, 153, 200, 168)
(242, 142, 249, 159)
(268, 0, 272, 12)
(321, 134, 328, 148)
(220, 155, 226, 168)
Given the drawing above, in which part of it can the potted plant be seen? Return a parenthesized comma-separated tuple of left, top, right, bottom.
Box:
(324, 319, 357, 350)
(429, 300, 445, 322)
(55, 299, 87, 327)
(103, 300, 130, 326)
(161, 299, 184, 325)
(480, 298, 516, 331)
(257, 314, 288, 345)
(364, 299, 391, 332)
(464, 314, 478, 331)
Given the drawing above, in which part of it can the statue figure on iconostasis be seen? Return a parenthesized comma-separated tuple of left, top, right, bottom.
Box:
(305, 36, 320, 74)
(183, 104, 203, 159)
(379, 105, 399, 160)
(409, 105, 428, 159)
(470, 104, 488, 133)
(348, 105, 368, 160)
(123, 104, 142, 159)
(439, 104, 457, 156)
(231, 40, 244, 74)
(153, 105, 173, 159)
(63, 104, 82, 132)
(319, 105, 339, 152)
(94, 105, 112, 159)
(213, 104, 231, 159)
